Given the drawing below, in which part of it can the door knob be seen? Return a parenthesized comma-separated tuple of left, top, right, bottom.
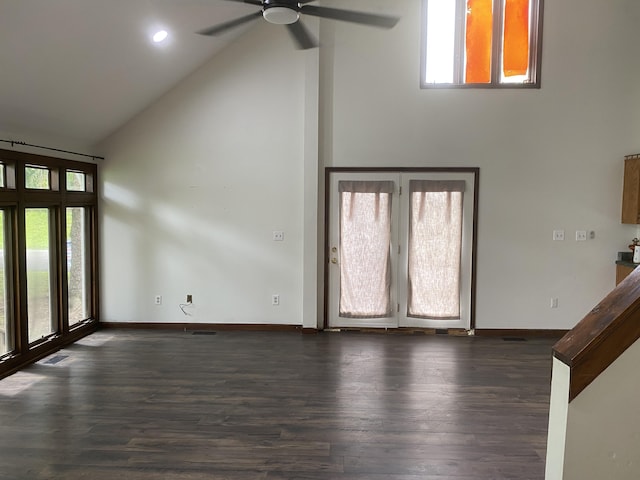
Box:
(331, 258, 337, 264)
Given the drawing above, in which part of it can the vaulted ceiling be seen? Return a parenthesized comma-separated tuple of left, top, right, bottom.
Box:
(0, 0, 258, 147)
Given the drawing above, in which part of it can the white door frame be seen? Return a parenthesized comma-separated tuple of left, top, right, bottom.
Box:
(327, 172, 400, 328)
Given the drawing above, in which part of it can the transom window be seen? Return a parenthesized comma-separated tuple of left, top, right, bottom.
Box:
(25, 165, 51, 189)
(66, 170, 87, 191)
(421, 0, 543, 88)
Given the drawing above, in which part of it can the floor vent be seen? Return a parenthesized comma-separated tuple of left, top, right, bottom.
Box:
(191, 331, 217, 335)
(42, 355, 69, 365)
(503, 337, 526, 342)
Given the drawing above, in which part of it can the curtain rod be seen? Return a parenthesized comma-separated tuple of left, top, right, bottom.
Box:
(0, 139, 104, 161)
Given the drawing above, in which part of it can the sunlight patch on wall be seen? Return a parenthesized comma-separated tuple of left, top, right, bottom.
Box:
(103, 182, 142, 209)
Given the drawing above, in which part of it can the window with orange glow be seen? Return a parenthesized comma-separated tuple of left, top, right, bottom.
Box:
(421, 0, 543, 87)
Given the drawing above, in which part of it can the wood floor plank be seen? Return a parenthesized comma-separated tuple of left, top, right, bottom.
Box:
(0, 330, 555, 479)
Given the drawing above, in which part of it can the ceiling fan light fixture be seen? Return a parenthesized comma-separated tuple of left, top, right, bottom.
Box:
(263, 6, 299, 25)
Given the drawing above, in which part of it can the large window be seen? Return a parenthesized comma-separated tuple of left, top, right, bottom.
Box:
(26, 208, 54, 343)
(0, 210, 12, 356)
(421, 0, 543, 87)
(67, 207, 90, 325)
(0, 149, 98, 371)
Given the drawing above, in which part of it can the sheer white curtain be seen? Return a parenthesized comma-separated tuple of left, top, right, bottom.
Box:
(408, 180, 465, 319)
(338, 181, 394, 318)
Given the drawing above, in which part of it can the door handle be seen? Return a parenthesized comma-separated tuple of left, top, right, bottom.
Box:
(331, 258, 338, 264)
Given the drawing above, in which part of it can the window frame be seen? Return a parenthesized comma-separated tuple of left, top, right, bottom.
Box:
(24, 205, 59, 346)
(325, 167, 479, 331)
(0, 148, 99, 376)
(65, 169, 90, 192)
(64, 205, 94, 328)
(420, 0, 544, 89)
(0, 208, 16, 359)
(24, 164, 56, 191)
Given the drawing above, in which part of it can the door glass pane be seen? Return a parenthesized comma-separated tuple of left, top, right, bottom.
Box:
(338, 181, 394, 318)
(0, 210, 11, 355)
(67, 207, 90, 324)
(25, 166, 50, 190)
(26, 208, 54, 343)
(408, 181, 464, 319)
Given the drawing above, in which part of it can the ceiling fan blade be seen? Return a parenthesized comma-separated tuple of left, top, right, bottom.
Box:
(300, 5, 399, 29)
(197, 10, 263, 36)
(286, 22, 317, 50)
(219, 0, 263, 5)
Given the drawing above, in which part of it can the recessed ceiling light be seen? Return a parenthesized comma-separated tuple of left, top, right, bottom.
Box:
(152, 30, 168, 43)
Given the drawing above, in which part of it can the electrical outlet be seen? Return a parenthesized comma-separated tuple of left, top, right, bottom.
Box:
(272, 231, 284, 241)
(550, 297, 558, 308)
(576, 230, 587, 241)
(272, 294, 280, 306)
(186, 294, 192, 303)
(155, 295, 162, 305)
(553, 230, 565, 241)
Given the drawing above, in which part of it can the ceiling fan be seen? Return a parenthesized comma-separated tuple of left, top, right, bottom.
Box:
(197, 0, 399, 50)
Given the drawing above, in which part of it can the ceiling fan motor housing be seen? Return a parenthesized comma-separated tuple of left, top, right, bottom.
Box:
(263, 0, 300, 25)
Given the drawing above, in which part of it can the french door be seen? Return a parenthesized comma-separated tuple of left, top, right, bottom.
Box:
(326, 170, 476, 330)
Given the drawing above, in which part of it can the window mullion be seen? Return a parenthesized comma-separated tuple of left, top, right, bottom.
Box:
(528, 0, 543, 85)
(58, 205, 71, 335)
(89, 207, 99, 322)
(491, 0, 504, 84)
(454, 0, 467, 84)
(15, 201, 28, 354)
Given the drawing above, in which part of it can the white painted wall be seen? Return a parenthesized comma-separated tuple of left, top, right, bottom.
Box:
(99, 23, 307, 324)
(98, 0, 640, 328)
(326, 0, 640, 329)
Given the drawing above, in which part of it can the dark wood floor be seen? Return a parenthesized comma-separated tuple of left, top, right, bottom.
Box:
(0, 330, 556, 480)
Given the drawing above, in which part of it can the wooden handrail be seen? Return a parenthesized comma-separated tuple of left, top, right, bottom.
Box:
(553, 266, 640, 401)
